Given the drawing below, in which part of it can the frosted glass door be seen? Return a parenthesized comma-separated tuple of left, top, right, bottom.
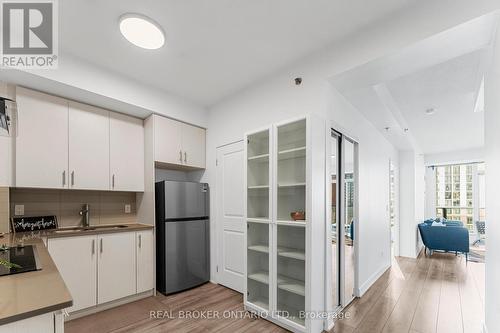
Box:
(247, 130, 270, 220)
(276, 225, 305, 326)
(247, 222, 270, 309)
(276, 119, 306, 222)
(246, 129, 271, 310)
(275, 119, 307, 327)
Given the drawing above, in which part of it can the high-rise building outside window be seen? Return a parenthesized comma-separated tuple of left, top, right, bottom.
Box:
(435, 162, 485, 232)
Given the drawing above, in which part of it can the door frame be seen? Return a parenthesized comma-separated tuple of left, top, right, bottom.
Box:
(389, 159, 400, 258)
(215, 140, 245, 292)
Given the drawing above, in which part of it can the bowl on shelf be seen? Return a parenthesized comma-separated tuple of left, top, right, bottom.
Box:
(290, 211, 305, 221)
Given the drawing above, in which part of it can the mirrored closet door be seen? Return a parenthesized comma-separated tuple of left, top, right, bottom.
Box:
(330, 129, 358, 308)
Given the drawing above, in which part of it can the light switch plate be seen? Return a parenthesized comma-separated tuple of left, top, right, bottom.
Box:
(125, 204, 131, 214)
(14, 205, 24, 216)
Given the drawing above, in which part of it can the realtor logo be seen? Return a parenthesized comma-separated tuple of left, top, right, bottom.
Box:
(1, 0, 58, 68)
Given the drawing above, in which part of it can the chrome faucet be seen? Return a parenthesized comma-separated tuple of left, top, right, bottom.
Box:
(79, 204, 90, 228)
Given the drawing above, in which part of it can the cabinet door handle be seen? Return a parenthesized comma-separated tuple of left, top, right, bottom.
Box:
(184, 152, 187, 163)
(112, 174, 115, 189)
(179, 150, 183, 162)
(71, 171, 75, 186)
(100, 238, 103, 254)
(138, 234, 142, 249)
(92, 239, 95, 255)
(62, 171, 66, 187)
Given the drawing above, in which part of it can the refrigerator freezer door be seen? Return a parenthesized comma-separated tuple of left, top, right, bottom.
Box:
(164, 181, 208, 219)
(164, 219, 210, 294)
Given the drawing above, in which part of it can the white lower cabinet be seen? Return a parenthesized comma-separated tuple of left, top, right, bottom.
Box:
(0, 311, 63, 333)
(47, 230, 154, 315)
(97, 232, 136, 304)
(136, 230, 154, 293)
(48, 235, 97, 312)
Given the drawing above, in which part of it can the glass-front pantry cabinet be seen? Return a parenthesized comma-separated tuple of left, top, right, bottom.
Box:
(244, 116, 325, 333)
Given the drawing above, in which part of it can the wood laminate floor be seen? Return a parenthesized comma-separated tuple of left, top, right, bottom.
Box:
(65, 252, 484, 333)
(332, 252, 485, 333)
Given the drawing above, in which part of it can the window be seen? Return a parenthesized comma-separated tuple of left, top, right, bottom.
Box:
(435, 162, 485, 232)
(478, 164, 486, 221)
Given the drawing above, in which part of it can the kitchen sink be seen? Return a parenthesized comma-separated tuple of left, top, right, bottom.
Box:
(91, 225, 129, 230)
(53, 227, 96, 233)
(53, 225, 128, 233)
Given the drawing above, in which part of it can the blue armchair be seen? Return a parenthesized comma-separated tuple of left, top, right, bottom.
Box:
(418, 223, 469, 260)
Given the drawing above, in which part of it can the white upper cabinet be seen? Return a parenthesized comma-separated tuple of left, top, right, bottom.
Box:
(16, 87, 69, 189)
(153, 115, 206, 169)
(68, 101, 110, 191)
(14, 87, 145, 191)
(110, 112, 144, 191)
(154, 115, 183, 166)
(181, 123, 206, 169)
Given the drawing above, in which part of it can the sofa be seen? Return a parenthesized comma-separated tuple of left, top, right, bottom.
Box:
(418, 221, 469, 260)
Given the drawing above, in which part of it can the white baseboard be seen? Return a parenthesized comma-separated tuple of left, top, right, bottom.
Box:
(66, 289, 154, 321)
(356, 264, 390, 297)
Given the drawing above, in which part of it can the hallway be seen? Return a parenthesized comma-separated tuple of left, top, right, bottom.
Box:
(332, 252, 484, 333)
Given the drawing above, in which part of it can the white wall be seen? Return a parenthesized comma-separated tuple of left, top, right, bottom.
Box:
(399, 151, 425, 258)
(425, 167, 437, 219)
(0, 55, 208, 127)
(399, 152, 416, 257)
(205, 0, 500, 303)
(424, 147, 485, 166)
(206, 71, 399, 302)
(485, 17, 500, 333)
(0, 136, 12, 187)
(0, 83, 15, 187)
(415, 154, 425, 255)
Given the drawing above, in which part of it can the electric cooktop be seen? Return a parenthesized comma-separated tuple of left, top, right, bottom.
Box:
(0, 245, 42, 277)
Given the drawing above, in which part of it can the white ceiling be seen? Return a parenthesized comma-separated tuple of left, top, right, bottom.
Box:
(330, 14, 496, 154)
(386, 51, 485, 154)
(59, 0, 415, 106)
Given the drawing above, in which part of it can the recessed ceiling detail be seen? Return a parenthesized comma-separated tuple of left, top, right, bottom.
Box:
(330, 14, 495, 154)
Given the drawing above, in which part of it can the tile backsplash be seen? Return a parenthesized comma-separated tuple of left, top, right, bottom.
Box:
(9, 188, 137, 229)
(0, 187, 9, 233)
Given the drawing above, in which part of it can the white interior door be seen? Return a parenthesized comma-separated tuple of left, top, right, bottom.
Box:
(216, 141, 245, 292)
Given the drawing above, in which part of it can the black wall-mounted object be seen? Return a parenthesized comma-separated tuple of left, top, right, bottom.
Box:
(11, 215, 58, 232)
(0, 97, 14, 134)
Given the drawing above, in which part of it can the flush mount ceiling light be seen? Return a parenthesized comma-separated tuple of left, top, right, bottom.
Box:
(119, 14, 165, 50)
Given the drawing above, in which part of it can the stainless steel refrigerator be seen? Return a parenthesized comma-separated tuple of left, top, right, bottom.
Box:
(155, 180, 210, 295)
